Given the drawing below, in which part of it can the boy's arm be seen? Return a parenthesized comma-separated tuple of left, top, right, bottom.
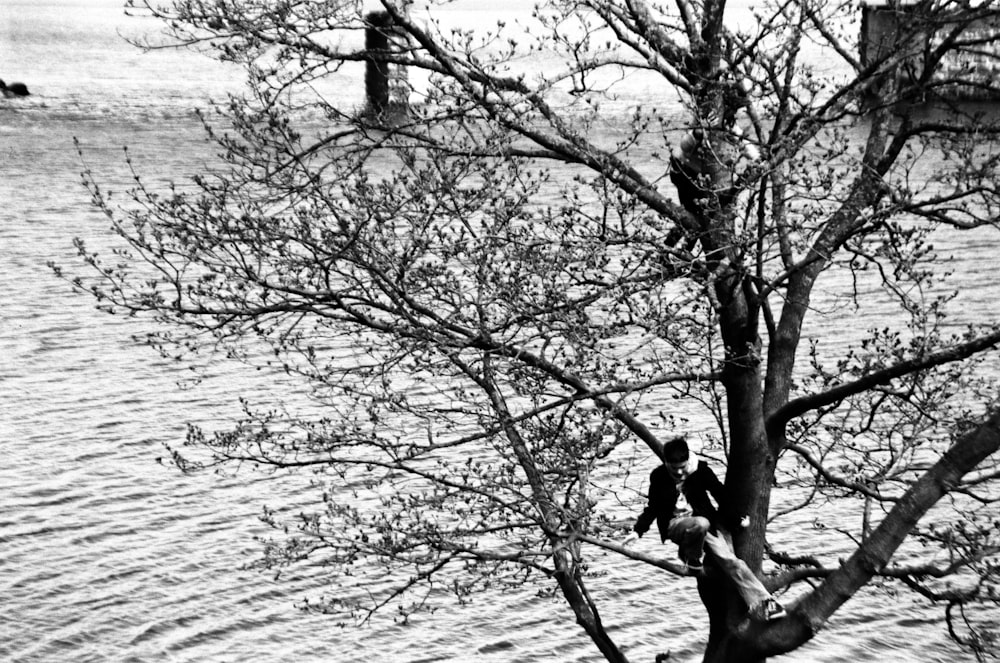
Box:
(632, 494, 657, 537)
(623, 471, 661, 545)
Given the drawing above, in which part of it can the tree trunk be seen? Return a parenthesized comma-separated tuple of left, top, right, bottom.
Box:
(698, 575, 766, 663)
(703, 638, 765, 663)
(717, 292, 771, 568)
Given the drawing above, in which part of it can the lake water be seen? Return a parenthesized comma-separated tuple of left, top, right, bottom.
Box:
(1, 1, 995, 661)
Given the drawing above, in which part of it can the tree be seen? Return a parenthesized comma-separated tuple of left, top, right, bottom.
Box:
(62, 0, 1000, 661)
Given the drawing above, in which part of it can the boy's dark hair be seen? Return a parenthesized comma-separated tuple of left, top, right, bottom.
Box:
(661, 437, 689, 463)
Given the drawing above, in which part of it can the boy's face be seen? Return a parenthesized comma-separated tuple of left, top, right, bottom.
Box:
(665, 459, 689, 481)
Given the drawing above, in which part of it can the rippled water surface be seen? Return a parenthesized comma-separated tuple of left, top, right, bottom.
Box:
(2, 1, 997, 662)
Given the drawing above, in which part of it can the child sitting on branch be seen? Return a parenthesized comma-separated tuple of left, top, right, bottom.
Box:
(623, 437, 786, 622)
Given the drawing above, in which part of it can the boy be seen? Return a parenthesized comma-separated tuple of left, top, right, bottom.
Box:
(623, 437, 786, 622)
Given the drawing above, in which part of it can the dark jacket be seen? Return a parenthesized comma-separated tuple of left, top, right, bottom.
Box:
(632, 460, 737, 542)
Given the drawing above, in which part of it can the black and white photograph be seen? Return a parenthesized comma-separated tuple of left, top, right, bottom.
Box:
(3, 1, 999, 661)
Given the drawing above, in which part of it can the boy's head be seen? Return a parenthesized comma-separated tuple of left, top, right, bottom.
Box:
(661, 437, 691, 481)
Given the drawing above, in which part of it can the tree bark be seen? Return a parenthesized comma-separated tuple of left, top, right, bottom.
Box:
(796, 407, 1000, 627)
(715, 271, 771, 567)
(747, 408, 1000, 658)
(698, 574, 766, 663)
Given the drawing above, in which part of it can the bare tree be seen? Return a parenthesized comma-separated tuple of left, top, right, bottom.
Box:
(61, 0, 1000, 661)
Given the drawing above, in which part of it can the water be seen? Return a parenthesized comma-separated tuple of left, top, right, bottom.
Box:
(1, 1, 995, 661)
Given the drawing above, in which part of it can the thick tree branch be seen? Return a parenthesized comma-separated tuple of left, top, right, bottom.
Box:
(765, 408, 1000, 655)
(763, 101, 897, 439)
(768, 328, 1000, 436)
